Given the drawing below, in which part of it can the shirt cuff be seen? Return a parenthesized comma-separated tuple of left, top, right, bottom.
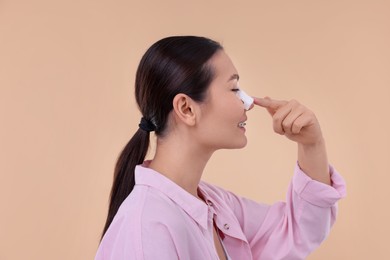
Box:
(292, 162, 347, 208)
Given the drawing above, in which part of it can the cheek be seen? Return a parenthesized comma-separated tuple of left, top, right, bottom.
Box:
(213, 98, 244, 130)
(221, 92, 243, 108)
(230, 94, 245, 112)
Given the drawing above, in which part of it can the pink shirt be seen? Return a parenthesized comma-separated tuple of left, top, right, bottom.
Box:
(95, 162, 346, 260)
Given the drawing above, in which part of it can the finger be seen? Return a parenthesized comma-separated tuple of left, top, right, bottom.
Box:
(272, 102, 294, 135)
(291, 112, 314, 134)
(281, 106, 305, 135)
(291, 114, 307, 134)
(252, 97, 273, 115)
(253, 96, 288, 111)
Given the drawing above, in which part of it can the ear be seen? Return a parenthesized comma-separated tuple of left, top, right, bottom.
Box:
(172, 93, 197, 127)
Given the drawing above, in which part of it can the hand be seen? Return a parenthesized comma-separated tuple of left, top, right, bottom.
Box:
(253, 97, 323, 146)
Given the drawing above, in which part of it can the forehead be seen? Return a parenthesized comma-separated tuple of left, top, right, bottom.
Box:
(208, 50, 238, 82)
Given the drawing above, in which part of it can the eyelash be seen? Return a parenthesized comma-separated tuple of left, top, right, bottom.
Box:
(232, 88, 240, 92)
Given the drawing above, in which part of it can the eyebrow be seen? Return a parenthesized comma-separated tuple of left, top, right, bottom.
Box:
(228, 73, 240, 82)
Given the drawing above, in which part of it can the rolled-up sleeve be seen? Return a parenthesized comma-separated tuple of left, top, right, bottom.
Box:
(224, 163, 346, 260)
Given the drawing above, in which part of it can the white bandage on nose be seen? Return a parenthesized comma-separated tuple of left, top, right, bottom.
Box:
(236, 88, 254, 110)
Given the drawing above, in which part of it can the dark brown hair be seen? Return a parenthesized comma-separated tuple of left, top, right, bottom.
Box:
(101, 36, 223, 238)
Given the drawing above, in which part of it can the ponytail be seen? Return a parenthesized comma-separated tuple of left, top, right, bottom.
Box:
(101, 128, 150, 239)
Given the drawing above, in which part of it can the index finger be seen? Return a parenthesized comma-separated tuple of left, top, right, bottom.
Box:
(253, 96, 287, 110)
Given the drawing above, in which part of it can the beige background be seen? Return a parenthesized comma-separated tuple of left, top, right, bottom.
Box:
(1, 0, 389, 259)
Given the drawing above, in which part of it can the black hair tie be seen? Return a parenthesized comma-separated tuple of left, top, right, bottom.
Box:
(139, 117, 156, 132)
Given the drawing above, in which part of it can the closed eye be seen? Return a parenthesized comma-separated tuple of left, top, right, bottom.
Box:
(231, 89, 240, 92)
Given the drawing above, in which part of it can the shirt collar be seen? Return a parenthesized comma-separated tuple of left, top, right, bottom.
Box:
(197, 183, 221, 212)
(134, 162, 209, 230)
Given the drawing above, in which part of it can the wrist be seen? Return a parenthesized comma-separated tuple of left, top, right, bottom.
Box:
(299, 136, 325, 150)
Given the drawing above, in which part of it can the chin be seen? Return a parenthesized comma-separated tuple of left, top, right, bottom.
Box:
(211, 134, 248, 150)
(227, 137, 248, 149)
(237, 140, 248, 149)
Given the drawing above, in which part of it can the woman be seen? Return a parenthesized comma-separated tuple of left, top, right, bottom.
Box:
(95, 36, 346, 260)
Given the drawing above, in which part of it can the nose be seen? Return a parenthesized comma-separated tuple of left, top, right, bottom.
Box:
(237, 89, 254, 111)
(247, 102, 254, 111)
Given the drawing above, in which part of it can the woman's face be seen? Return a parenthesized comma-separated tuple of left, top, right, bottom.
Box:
(195, 50, 253, 151)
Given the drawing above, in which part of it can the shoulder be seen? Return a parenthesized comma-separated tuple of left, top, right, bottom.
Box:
(96, 186, 181, 259)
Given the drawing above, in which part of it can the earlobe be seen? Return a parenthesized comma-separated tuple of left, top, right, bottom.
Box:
(172, 94, 197, 127)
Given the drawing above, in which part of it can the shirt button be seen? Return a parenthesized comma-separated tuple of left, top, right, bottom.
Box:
(223, 223, 230, 230)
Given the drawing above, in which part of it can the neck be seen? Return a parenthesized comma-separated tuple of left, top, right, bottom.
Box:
(148, 136, 214, 198)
